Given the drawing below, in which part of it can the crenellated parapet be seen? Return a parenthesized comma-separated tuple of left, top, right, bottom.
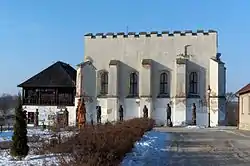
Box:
(84, 30, 217, 39)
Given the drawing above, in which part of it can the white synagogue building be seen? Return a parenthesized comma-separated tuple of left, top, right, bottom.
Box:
(76, 30, 226, 127)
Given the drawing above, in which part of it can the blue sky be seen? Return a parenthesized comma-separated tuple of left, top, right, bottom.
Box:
(0, 0, 248, 94)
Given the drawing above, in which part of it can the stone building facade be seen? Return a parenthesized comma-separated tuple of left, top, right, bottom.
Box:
(76, 30, 226, 127)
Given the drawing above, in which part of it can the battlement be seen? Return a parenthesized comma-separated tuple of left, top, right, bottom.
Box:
(84, 29, 217, 39)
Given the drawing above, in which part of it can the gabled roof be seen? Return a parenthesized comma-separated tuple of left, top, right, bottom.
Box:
(18, 61, 76, 88)
(236, 83, 250, 95)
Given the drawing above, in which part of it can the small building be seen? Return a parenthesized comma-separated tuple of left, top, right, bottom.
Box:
(17, 61, 76, 127)
(236, 83, 250, 130)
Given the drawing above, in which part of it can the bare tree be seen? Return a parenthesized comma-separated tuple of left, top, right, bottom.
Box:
(0, 94, 18, 112)
(226, 92, 236, 104)
(0, 94, 18, 125)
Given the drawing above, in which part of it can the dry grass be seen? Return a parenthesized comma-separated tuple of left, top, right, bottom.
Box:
(39, 118, 154, 166)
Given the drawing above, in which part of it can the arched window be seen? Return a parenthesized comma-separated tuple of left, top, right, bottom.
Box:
(189, 72, 198, 94)
(129, 72, 138, 96)
(100, 72, 108, 95)
(160, 73, 168, 94)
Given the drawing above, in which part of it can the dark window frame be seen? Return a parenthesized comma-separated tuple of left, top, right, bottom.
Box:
(129, 72, 138, 96)
(27, 112, 35, 124)
(22, 88, 75, 106)
(189, 72, 198, 94)
(100, 72, 108, 95)
(159, 72, 168, 94)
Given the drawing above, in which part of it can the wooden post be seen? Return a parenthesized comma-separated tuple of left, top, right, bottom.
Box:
(38, 88, 41, 105)
(22, 88, 25, 104)
(55, 88, 58, 105)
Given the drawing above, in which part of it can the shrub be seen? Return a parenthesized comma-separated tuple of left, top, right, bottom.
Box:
(41, 118, 154, 166)
(10, 94, 29, 159)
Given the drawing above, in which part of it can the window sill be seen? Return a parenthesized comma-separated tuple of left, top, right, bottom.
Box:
(140, 95, 152, 98)
(23, 103, 74, 106)
(97, 94, 108, 98)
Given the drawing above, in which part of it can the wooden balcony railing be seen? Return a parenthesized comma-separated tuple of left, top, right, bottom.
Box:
(23, 98, 74, 106)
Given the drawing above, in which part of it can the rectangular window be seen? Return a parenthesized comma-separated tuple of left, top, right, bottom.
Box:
(100, 72, 108, 95)
(129, 73, 138, 96)
(189, 72, 198, 94)
(40, 89, 56, 105)
(27, 112, 35, 124)
(58, 92, 73, 106)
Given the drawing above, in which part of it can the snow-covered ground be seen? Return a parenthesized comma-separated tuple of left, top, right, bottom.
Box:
(1, 129, 173, 166)
(0, 128, 76, 166)
(0, 150, 61, 166)
(0, 131, 13, 142)
(121, 131, 172, 166)
(0, 128, 76, 142)
(185, 125, 206, 129)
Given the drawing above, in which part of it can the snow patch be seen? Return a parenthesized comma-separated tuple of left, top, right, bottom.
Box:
(185, 125, 206, 129)
(0, 150, 64, 166)
(0, 131, 12, 142)
(121, 131, 172, 166)
(0, 128, 76, 142)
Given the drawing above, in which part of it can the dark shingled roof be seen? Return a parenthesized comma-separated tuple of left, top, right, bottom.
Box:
(173, 31, 181, 34)
(162, 31, 169, 34)
(176, 58, 187, 64)
(84, 29, 218, 39)
(142, 59, 152, 65)
(236, 83, 250, 95)
(139, 32, 147, 35)
(185, 30, 192, 33)
(109, 60, 119, 65)
(18, 61, 76, 88)
(210, 57, 225, 64)
(150, 31, 158, 34)
(128, 32, 136, 35)
(85, 33, 93, 36)
(117, 32, 125, 35)
(197, 30, 204, 33)
(106, 32, 114, 36)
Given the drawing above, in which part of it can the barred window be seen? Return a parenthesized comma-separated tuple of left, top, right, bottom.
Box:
(160, 73, 168, 94)
(189, 72, 198, 94)
(100, 72, 108, 95)
(129, 72, 138, 96)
